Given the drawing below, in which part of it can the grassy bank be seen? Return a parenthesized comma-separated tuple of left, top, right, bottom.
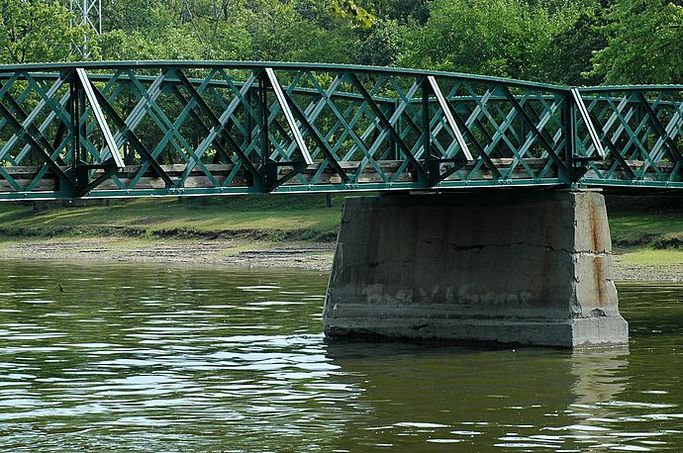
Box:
(0, 194, 680, 266)
(607, 198, 683, 266)
(610, 211, 683, 249)
(0, 194, 344, 242)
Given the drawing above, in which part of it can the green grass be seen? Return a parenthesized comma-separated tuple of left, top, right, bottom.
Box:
(0, 194, 346, 242)
(591, 208, 683, 267)
(609, 211, 683, 248)
(0, 195, 680, 267)
(618, 248, 683, 266)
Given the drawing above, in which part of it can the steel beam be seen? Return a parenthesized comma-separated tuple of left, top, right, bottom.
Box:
(427, 76, 473, 161)
(264, 68, 314, 166)
(75, 68, 125, 169)
(571, 88, 606, 159)
(0, 61, 680, 199)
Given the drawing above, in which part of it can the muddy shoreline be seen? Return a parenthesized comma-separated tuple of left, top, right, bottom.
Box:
(0, 237, 334, 271)
(0, 237, 681, 281)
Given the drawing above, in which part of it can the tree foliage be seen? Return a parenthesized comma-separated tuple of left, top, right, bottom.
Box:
(592, 0, 683, 84)
(398, 0, 558, 79)
(330, 0, 375, 28)
(0, 0, 680, 86)
(0, 0, 96, 63)
(544, 7, 608, 85)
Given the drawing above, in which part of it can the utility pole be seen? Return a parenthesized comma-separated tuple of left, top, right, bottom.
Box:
(69, 0, 102, 58)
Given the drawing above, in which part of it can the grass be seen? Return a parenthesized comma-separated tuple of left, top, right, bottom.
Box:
(609, 211, 683, 248)
(0, 194, 346, 242)
(601, 203, 683, 266)
(618, 248, 683, 266)
(0, 193, 680, 267)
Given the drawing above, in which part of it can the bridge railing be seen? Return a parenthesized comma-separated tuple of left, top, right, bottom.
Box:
(574, 86, 683, 189)
(0, 61, 680, 200)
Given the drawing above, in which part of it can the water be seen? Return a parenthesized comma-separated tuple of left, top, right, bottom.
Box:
(0, 261, 682, 452)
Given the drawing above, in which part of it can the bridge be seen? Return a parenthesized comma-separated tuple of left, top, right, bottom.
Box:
(0, 61, 681, 199)
(2, 61, 681, 348)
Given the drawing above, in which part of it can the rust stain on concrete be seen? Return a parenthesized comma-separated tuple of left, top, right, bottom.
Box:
(589, 198, 605, 307)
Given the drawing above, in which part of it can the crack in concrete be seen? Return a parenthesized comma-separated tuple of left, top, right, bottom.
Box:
(447, 241, 610, 257)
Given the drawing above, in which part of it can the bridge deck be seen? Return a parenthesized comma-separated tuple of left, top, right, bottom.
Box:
(1, 158, 676, 199)
(0, 61, 681, 200)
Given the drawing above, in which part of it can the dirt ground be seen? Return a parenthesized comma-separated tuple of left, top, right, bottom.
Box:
(0, 237, 335, 271)
(0, 237, 680, 281)
(612, 255, 683, 282)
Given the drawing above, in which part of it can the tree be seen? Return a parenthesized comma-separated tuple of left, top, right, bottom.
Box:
(356, 18, 401, 66)
(544, 6, 609, 85)
(363, 0, 429, 24)
(97, 0, 358, 62)
(592, 0, 683, 84)
(398, 0, 557, 80)
(330, 0, 375, 28)
(0, 0, 98, 63)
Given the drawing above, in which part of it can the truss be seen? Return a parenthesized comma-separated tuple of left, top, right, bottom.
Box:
(0, 61, 680, 201)
(69, 0, 102, 57)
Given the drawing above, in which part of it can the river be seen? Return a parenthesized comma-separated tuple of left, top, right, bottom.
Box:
(0, 261, 681, 451)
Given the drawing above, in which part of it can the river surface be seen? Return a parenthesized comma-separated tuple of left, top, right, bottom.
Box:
(0, 261, 681, 452)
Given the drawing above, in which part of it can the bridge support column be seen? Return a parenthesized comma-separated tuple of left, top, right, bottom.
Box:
(324, 190, 628, 348)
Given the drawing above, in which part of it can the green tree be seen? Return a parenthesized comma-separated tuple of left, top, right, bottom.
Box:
(99, 0, 206, 60)
(245, 0, 356, 62)
(97, 0, 358, 62)
(0, 0, 97, 63)
(592, 0, 683, 84)
(356, 18, 401, 66)
(330, 0, 375, 28)
(398, 0, 557, 80)
(544, 5, 609, 85)
(363, 0, 429, 24)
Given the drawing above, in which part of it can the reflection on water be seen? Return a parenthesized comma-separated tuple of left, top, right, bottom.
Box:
(0, 262, 681, 451)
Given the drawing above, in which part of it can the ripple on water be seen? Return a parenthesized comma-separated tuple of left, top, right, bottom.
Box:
(0, 265, 682, 451)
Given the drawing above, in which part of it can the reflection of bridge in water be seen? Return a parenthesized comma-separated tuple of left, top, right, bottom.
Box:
(326, 343, 632, 450)
(1, 61, 679, 348)
(0, 61, 681, 199)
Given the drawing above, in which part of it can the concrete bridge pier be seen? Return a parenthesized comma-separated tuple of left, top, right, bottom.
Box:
(323, 190, 628, 348)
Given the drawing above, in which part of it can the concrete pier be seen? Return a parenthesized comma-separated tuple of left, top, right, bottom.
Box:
(323, 190, 628, 348)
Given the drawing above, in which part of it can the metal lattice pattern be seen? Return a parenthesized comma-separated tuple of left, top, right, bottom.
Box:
(69, 0, 102, 58)
(0, 61, 681, 201)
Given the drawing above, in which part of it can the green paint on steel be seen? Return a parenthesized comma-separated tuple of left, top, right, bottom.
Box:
(0, 61, 680, 201)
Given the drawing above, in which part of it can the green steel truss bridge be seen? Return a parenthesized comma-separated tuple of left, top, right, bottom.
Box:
(0, 61, 682, 201)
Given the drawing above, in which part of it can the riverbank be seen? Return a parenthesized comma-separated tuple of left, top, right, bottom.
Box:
(0, 195, 342, 242)
(0, 235, 681, 281)
(0, 236, 334, 271)
(0, 194, 680, 280)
